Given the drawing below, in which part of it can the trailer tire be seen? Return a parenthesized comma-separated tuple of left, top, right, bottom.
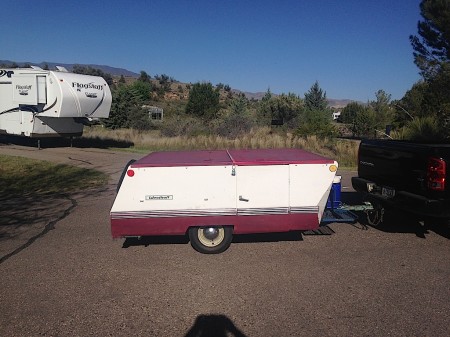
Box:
(188, 226, 233, 254)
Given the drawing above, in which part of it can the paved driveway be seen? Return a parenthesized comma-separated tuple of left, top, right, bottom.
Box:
(1, 144, 449, 337)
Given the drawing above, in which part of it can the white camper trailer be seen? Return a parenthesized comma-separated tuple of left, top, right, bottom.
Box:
(0, 66, 112, 138)
(111, 149, 339, 253)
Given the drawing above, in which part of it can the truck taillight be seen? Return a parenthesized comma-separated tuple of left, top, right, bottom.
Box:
(427, 157, 446, 191)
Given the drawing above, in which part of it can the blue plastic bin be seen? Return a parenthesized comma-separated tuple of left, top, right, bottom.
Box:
(326, 176, 342, 209)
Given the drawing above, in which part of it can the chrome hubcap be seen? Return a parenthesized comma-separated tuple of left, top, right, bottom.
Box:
(198, 227, 225, 247)
(203, 227, 219, 240)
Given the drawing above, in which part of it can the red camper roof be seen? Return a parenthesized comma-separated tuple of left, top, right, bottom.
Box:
(227, 148, 334, 166)
(131, 149, 334, 168)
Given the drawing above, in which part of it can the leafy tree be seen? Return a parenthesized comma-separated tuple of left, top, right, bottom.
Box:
(216, 96, 254, 138)
(409, 0, 450, 137)
(106, 85, 132, 129)
(340, 100, 385, 137)
(340, 102, 366, 124)
(185, 82, 220, 120)
(119, 75, 126, 84)
(128, 81, 152, 101)
(370, 89, 394, 130)
(304, 81, 328, 111)
(297, 82, 335, 138)
(394, 81, 427, 127)
(138, 70, 151, 82)
(258, 92, 303, 126)
(229, 95, 249, 115)
(158, 74, 172, 93)
(401, 116, 444, 141)
(296, 108, 336, 139)
(353, 107, 377, 138)
(423, 63, 450, 126)
(126, 105, 153, 130)
(410, 0, 450, 80)
(105, 81, 152, 129)
(72, 65, 113, 85)
(274, 93, 303, 125)
(262, 88, 272, 102)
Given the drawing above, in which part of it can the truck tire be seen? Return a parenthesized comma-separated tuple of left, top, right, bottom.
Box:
(188, 226, 233, 254)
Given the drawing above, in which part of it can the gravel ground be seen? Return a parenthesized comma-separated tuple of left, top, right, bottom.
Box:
(0, 143, 449, 337)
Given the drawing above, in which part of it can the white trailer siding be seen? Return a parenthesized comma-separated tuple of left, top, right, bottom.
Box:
(289, 163, 336, 222)
(236, 165, 289, 215)
(113, 165, 237, 216)
(111, 149, 338, 238)
(0, 67, 111, 137)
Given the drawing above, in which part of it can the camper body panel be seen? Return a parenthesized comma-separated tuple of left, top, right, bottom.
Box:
(111, 149, 337, 239)
(111, 213, 319, 238)
(0, 67, 111, 137)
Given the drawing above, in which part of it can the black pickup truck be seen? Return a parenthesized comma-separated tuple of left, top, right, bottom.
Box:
(352, 139, 450, 219)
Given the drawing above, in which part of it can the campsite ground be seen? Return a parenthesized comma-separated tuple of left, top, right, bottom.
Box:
(0, 143, 449, 337)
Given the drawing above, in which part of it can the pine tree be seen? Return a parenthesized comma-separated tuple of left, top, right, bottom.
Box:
(304, 81, 328, 111)
(410, 0, 450, 80)
(185, 82, 220, 120)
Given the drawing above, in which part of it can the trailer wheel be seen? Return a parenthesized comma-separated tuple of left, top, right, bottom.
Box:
(188, 226, 233, 254)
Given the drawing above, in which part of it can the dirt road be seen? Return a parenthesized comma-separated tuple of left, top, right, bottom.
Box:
(1, 144, 449, 337)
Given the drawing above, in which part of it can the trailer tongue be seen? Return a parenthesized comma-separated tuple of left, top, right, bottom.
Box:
(111, 148, 339, 253)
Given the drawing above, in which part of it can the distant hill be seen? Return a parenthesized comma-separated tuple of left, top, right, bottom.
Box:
(0, 60, 139, 77)
(327, 99, 356, 108)
(233, 89, 354, 107)
(1, 60, 355, 106)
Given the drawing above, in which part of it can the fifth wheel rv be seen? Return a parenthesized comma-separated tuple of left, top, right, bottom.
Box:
(0, 66, 112, 138)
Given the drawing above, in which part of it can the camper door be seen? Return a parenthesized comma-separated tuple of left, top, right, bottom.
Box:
(12, 75, 46, 106)
(236, 165, 289, 215)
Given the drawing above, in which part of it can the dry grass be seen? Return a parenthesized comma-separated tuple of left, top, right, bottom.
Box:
(83, 126, 359, 168)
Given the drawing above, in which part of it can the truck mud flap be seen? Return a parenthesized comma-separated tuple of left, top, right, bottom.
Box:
(116, 159, 136, 192)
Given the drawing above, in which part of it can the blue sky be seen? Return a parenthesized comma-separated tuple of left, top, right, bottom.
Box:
(1, 0, 422, 101)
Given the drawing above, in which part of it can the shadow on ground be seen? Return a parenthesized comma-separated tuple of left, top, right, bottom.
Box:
(341, 191, 450, 239)
(0, 189, 106, 264)
(122, 230, 309, 250)
(0, 134, 133, 149)
(185, 314, 247, 337)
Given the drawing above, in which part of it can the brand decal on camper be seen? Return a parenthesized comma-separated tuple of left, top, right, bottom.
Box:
(16, 84, 32, 96)
(85, 92, 98, 98)
(145, 195, 173, 201)
(72, 82, 104, 92)
(0, 70, 14, 78)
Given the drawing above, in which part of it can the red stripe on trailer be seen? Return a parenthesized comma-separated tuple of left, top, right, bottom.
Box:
(111, 213, 319, 238)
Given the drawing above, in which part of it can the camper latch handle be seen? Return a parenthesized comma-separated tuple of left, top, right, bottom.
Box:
(239, 196, 249, 202)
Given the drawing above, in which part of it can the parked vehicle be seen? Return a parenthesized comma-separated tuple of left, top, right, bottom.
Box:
(111, 148, 339, 253)
(352, 139, 450, 220)
(0, 66, 111, 138)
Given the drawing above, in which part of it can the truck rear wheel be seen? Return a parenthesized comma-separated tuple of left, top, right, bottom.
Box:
(188, 226, 233, 254)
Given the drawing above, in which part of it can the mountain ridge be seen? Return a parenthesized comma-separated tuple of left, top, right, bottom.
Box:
(0, 60, 139, 77)
(0, 60, 355, 106)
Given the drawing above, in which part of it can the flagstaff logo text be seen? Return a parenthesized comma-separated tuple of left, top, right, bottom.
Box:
(72, 82, 103, 91)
